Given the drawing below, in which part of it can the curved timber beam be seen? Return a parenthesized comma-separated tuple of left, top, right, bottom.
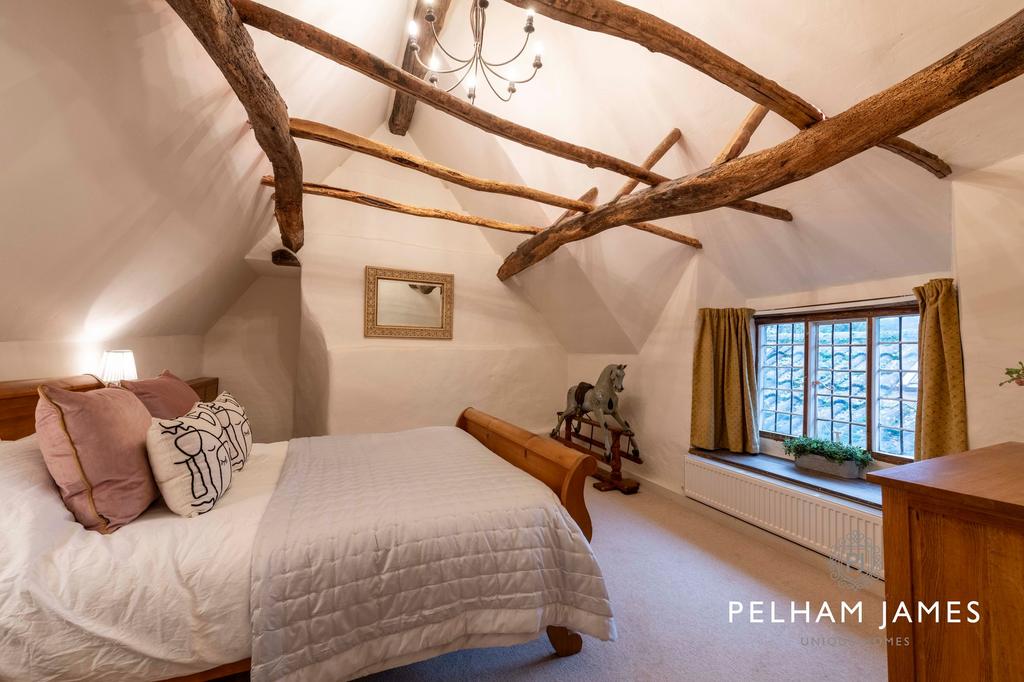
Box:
(498, 9, 1024, 279)
(503, 0, 952, 178)
(390, 0, 452, 135)
(233, 0, 789, 222)
(166, 0, 304, 251)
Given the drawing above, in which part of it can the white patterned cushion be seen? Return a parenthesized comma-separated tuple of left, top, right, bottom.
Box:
(206, 392, 253, 471)
(146, 405, 235, 517)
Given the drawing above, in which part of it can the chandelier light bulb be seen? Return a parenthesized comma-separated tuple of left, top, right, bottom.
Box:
(408, 20, 419, 39)
(534, 41, 544, 56)
(429, 56, 440, 72)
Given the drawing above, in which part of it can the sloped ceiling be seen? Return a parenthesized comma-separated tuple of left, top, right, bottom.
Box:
(3, 0, 1022, 351)
(0, 0, 406, 343)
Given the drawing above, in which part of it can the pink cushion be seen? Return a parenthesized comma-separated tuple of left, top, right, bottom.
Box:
(121, 370, 200, 419)
(35, 385, 158, 533)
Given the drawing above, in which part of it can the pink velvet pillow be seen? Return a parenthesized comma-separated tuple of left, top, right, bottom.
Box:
(121, 370, 200, 419)
(35, 385, 158, 533)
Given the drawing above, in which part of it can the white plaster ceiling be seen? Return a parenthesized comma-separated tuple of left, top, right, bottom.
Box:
(0, 0, 405, 342)
(3, 0, 1022, 349)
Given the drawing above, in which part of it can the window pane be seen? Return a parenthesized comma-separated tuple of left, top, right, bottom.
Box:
(851, 425, 867, 448)
(758, 322, 806, 437)
(817, 346, 832, 370)
(901, 344, 919, 371)
(879, 371, 901, 398)
(851, 346, 868, 371)
(879, 399, 900, 427)
(834, 323, 850, 344)
(879, 317, 900, 342)
(878, 344, 900, 370)
(817, 420, 832, 439)
(834, 371, 850, 395)
(832, 397, 850, 422)
(879, 427, 902, 454)
(851, 321, 868, 345)
(851, 371, 867, 397)
(873, 313, 920, 458)
(818, 324, 832, 345)
(833, 347, 850, 370)
(832, 422, 850, 444)
(816, 370, 832, 394)
(901, 315, 920, 342)
(851, 398, 867, 424)
(816, 397, 831, 420)
(902, 401, 917, 430)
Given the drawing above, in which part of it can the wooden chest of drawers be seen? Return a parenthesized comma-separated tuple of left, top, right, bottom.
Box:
(187, 376, 220, 402)
(868, 442, 1024, 681)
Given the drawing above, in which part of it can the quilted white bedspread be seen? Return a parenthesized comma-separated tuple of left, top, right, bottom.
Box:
(250, 426, 615, 682)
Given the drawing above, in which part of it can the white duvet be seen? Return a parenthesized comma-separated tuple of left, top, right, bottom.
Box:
(250, 428, 615, 681)
(0, 435, 288, 682)
(0, 428, 615, 682)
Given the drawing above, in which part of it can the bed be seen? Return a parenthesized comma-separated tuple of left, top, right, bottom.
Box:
(0, 375, 615, 682)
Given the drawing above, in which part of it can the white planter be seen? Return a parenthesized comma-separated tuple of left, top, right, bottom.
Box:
(794, 454, 863, 479)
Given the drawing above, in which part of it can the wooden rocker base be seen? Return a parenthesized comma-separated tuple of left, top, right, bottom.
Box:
(592, 467, 640, 494)
(546, 626, 584, 657)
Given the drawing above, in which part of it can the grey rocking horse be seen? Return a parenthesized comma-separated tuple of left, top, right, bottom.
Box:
(551, 364, 641, 462)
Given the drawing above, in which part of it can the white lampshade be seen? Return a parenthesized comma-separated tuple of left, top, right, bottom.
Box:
(99, 350, 138, 386)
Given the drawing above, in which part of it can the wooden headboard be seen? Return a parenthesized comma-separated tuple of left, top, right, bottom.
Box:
(0, 375, 103, 440)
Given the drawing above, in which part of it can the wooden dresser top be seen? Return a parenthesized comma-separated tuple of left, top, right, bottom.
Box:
(867, 442, 1024, 518)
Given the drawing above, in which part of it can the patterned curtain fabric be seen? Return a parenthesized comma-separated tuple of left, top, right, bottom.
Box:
(690, 308, 760, 453)
(913, 278, 969, 460)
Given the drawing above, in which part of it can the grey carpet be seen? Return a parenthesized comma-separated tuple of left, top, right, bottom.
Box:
(361, 485, 888, 682)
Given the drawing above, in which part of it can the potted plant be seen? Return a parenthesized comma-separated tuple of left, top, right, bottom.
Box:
(783, 436, 873, 479)
(1000, 361, 1024, 387)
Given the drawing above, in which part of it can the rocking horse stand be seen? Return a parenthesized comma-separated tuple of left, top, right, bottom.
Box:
(554, 415, 642, 495)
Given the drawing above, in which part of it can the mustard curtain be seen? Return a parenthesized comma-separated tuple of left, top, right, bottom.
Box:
(913, 278, 969, 460)
(690, 308, 759, 453)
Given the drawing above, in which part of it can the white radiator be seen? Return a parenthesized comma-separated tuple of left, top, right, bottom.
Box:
(684, 454, 884, 579)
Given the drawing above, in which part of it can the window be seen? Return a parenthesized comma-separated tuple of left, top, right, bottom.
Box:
(756, 306, 920, 461)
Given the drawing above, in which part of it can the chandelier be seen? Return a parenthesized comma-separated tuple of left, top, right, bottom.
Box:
(408, 0, 544, 104)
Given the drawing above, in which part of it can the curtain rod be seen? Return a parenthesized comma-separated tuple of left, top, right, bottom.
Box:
(755, 293, 916, 315)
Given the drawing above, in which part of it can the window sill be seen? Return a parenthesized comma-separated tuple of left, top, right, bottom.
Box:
(688, 447, 882, 510)
(758, 431, 913, 465)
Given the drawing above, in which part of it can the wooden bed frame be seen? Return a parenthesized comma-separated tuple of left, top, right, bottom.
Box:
(0, 376, 598, 680)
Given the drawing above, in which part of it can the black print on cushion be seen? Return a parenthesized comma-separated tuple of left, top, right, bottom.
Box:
(156, 409, 234, 513)
(208, 393, 252, 470)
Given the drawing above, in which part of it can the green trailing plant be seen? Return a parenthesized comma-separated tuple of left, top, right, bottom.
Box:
(1000, 361, 1024, 386)
(783, 436, 873, 469)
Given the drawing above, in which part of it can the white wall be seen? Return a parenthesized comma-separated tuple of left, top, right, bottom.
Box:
(202, 276, 300, 443)
(0, 336, 203, 383)
(294, 124, 568, 437)
(953, 153, 1024, 446)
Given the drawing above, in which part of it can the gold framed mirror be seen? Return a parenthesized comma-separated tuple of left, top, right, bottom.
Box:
(364, 266, 454, 339)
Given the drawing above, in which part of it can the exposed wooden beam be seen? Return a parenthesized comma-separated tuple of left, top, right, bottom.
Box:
(262, 177, 541, 235)
(611, 128, 681, 201)
(628, 221, 702, 249)
(498, 9, 1024, 279)
(290, 123, 701, 249)
(235, 0, 791, 223)
(503, 0, 952, 179)
(234, 0, 659, 184)
(550, 188, 599, 227)
(713, 104, 769, 165)
(389, 0, 452, 136)
(166, 0, 304, 251)
(291, 118, 592, 212)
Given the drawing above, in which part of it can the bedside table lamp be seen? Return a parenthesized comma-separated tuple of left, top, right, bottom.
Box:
(99, 350, 138, 387)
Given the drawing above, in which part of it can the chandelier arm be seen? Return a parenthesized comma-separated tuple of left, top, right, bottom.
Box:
(479, 62, 514, 102)
(481, 59, 540, 86)
(443, 62, 476, 94)
(428, 20, 474, 64)
(412, 50, 470, 75)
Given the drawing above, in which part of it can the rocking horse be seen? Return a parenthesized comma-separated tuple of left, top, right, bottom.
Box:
(552, 364, 642, 494)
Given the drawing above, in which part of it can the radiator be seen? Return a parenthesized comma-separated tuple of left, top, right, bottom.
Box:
(684, 454, 885, 579)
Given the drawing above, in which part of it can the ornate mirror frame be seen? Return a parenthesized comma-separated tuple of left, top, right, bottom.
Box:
(364, 266, 454, 339)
